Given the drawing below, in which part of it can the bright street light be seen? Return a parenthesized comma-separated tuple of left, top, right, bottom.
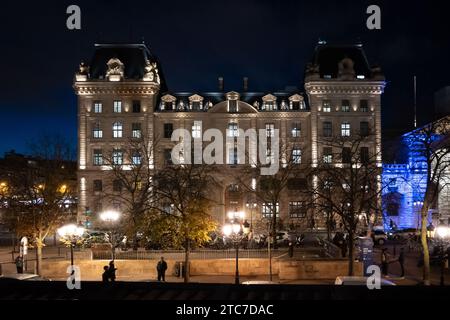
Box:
(436, 224, 450, 239)
(57, 224, 85, 267)
(100, 210, 121, 222)
(435, 223, 450, 286)
(100, 210, 121, 260)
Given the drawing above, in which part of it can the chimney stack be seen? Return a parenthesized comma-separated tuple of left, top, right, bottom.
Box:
(243, 77, 249, 92)
(218, 77, 224, 91)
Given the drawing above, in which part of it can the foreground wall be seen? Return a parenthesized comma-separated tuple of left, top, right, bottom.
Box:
(40, 259, 363, 281)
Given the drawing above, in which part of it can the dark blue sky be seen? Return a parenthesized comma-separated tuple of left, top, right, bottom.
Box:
(0, 0, 448, 155)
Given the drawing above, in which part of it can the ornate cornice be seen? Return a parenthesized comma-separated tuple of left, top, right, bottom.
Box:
(73, 81, 160, 95)
(304, 81, 386, 95)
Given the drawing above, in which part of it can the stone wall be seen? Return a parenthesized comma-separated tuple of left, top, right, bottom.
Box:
(39, 258, 363, 281)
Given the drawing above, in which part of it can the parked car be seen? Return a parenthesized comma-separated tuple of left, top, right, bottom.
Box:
(335, 276, 396, 286)
(388, 228, 418, 241)
(371, 229, 387, 245)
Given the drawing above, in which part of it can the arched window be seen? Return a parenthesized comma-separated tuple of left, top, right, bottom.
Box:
(113, 122, 123, 138)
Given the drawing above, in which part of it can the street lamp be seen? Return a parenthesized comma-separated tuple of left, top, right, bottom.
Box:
(223, 220, 249, 285)
(100, 210, 121, 260)
(246, 202, 257, 232)
(435, 223, 450, 286)
(57, 224, 85, 267)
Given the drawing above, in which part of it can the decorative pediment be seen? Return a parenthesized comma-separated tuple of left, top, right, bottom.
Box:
(143, 59, 160, 83)
(161, 94, 177, 103)
(106, 58, 124, 81)
(262, 94, 277, 102)
(188, 94, 204, 102)
(289, 94, 303, 102)
(226, 91, 240, 100)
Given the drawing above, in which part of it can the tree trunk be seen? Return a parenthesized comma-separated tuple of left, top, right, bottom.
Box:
(36, 238, 43, 276)
(420, 208, 430, 285)
(272, 212, 277, 250)
(347, 232, 354, 276)
(184, 238, 190, 283)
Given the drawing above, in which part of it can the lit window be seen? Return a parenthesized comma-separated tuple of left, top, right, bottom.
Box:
(262, 203, 279, 218)
(341, 100, 350, 112)
(113, 100, 122, 113)
(132, 151, 142, 165)
(228, 147, 238, 165)
(192, 121, 202, 139)
(112, 149, 123, 165)
(266, 123, 275, 138)
(322, 100, 331, 112)
(323, 147, 333, 164)
(341, 122, 351, 137)
(113, 122, 123, 138)
(93, 149, 103, 166)
(292, 148, 302, 164)
(93, 123, 103, 139)
(291, 123, 301, 138)
(132, 123, 142, 138)
(227, 123, 239, 137)
(94, 101, 102, 113)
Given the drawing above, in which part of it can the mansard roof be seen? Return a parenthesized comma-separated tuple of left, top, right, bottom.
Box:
(308, 42, 383, 80)
(87, 43, 168, 91)
(156, 91, 309, 112)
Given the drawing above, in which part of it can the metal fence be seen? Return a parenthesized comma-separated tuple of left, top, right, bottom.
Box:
(91, 249, 289, 260)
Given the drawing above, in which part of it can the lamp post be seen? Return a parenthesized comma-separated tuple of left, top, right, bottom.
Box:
(223, 209, 248, 285)
(57, 224, 85, 267)
(100, 210, 121, 260)
(246, 202, 257, 232)
(435, 223, 450, 286)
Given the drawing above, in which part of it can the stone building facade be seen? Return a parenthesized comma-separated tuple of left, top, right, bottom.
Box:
(74, 42, 385, 231)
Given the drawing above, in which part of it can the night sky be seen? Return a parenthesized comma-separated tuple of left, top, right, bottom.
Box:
(0, 0, 448, 155)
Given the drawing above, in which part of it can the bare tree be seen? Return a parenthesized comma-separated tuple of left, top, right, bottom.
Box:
(309, 133, 383, 276)
(403, 116, 450, 285)
(102, 137, 158, 249)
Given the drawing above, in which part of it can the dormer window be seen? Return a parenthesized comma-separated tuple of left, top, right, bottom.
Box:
(189, 94, 204, 111)
(160, 94, 177, 111)
(262, 94, 277, 111)
(289, 94, 305, 110)
(226, 92, 240, 112)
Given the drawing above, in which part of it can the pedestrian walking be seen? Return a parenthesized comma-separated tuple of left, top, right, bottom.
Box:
(15, 256, 23, 274)
(157, 257, 168, 282)
(108, 260, 117, 282)
(398, 248, 405, 277)
(102, 265, 110, 282)
(381, 248, 389, 276)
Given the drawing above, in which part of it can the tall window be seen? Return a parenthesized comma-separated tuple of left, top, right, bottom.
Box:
(132, 123, 142, 138)
(229, 147, 238, 165)
(112, 149, 123, 165)
(360, 147, 369, 164)
(360, 121, 369, 137)
(228, 100, 238, 112)
(132, 150, 142, 165)
(192, 121, 202, 139)
(341, 100, 350, 112)
(291, 123, 301, 138)
(360, 100, 369, 112)
(113, 122, 123, 138)
(132, 100, 141, 113)
(94, 101, 102, 113)
(164, 123, 173, 139)
(227, 123, 239, 137)
(93, 149, 103, 166)
(323, 121, 332, 137)
(93, 180, 103, 192)
(164, 149, 173, 165)
(323, 147, 333, 164)
(341, 122, 351, 137)
(262, 203, 279, 218)
(266, 123, 275, 138)
(322, 100, 331, 112)
(113, 100, 122, 113)
(342, 147, 351, 164)
(93, 122, 103, 139)
(289, 201, 307, 218)
(292, 148, 302, 164)
(113, 180, 122, 192)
